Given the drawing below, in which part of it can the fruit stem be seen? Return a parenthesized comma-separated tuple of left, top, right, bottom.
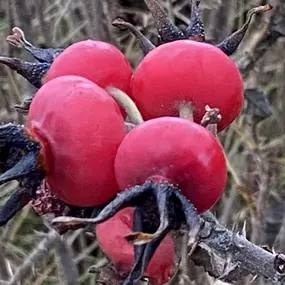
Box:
(112, 18, 156, 55)
(216, 4, 273, 56)
(6, 27, 63, 63)
(144, 0, 185, 43)
(0, 56, 50, 88)
(179, 102, 193, 121)
(106, 87, 144, 125)
(185, 0, 205, 42)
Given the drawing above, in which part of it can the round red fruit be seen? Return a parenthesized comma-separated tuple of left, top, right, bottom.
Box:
(27, 75, 127, 206)
(131, 40, 243, 132)
(96, 207, 175, 285)
(45, 40, 133, 95)
(115, 117, 227, 213)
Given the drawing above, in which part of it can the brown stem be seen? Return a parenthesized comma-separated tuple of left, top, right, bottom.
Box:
(217, 4, 273, 56)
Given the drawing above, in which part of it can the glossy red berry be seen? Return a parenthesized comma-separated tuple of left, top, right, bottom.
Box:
(45, 40, 133, 95)
(131, 40, 243, 132)
(27, 75, 127, 206)
(115, 117, 227, 212)
(96, 207, 175, 285)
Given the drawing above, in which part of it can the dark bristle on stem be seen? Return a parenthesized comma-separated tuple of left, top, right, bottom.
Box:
(144, 0, 185, 43)
(6, 27, 64, 63)
(112, 18, 156, 55)
(186, 0, 205, 41)
(216, 4, 273, 56)
(0, 56, 50, 88)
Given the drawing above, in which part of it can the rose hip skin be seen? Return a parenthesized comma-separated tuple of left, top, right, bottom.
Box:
(46, 40, 133, 95)
(115, 117, 227, 213)
(28, 75, 127, 206)
(96, 207, 175, 285)
(131, 40, 244, 132)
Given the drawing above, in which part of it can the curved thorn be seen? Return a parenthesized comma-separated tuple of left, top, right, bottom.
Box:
(112, 18, 156, 55)
(144, 0, 185, 43)
(186, 0, 205, 41)
(52, 182, 153, 226)
(0, 56, 50, 88)
(7, 27, 64, 63)
(217, 4, 273, 56)
(0, 189, 30, 227)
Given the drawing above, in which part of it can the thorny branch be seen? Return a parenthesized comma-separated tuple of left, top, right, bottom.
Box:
(190, 212, 285, 285)
(53, 211, 285, 285)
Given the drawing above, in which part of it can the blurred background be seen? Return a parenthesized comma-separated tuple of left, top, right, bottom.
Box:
(0, 0, 284, 284)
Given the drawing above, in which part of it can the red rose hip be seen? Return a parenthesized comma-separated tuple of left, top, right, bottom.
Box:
(46, 40, 133, 95)
(131, 40, 244, 132)
(27, 75, 127, 206)
(115, 117, 227, 212)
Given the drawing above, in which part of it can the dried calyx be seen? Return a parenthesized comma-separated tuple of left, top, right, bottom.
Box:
(0, 1, 272, 108)
(113, 0, 272, 56)
(6, 27, 63, 63)
(0, 56, 50, 88)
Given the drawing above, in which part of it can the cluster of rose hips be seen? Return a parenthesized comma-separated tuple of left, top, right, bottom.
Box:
(0, 1, 272, 284)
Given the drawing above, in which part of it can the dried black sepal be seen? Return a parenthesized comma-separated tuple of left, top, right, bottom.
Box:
(7, 27, 63, 63)
(217, 4, 273, 56)
(144, 0, 185, 43)
(52, 180, 200, 285)
(0, 56, 50, 88)
(185, 0, 205, 41)
(115, 0, 272, 57)
(0, 124, 45, 226)
(112, 18, 156, 55)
